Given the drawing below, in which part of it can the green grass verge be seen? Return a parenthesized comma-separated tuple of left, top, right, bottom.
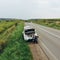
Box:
(0, 23, 33, 60)
(39, 23, 60, 30)
(31, 20, 60, 30)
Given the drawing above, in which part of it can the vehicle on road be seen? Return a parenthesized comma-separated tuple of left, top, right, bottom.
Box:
(22, 26, 38, 43)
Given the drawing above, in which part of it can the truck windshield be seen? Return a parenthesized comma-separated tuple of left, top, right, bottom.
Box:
(25, 29, 35, 35)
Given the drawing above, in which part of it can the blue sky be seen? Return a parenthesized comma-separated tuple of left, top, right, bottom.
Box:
(0, 0, 60, 19)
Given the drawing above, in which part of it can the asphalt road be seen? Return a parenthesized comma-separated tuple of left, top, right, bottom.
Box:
(25, 23, 60, 60)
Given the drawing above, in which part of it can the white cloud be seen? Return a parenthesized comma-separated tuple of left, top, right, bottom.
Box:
(37, 0, 49, 4)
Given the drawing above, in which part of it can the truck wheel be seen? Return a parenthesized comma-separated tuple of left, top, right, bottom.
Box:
(35, 40, 38, 44)
(34, 39, 38, 44)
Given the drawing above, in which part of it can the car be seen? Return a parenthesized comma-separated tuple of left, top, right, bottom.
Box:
(22, 26, 38, 43)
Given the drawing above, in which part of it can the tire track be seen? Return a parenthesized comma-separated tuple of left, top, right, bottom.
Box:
(29, 43, 49, 60)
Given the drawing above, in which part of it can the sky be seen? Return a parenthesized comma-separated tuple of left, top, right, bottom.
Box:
(0, 0, 60, 19)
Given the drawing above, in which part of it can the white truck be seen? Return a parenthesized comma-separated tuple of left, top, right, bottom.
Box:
(22, 26, 38, 43)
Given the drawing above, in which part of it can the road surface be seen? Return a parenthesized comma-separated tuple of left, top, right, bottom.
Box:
(25, 23, 60, 60)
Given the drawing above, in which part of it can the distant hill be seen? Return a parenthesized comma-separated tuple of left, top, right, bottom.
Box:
(0, 18, 23, 20)
(0, 18, 15, 20)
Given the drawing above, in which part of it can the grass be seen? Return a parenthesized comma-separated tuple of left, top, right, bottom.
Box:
(0, 21, 17, 52)
(0, 22, 33, 60)
(29, 19, 60, 30)
(0, 25, 16, 53)
(0, 21, 16, 33)
(42, 22, 60, 30)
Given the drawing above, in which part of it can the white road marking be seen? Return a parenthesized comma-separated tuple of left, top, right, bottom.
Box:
(36, 25, 60, 39)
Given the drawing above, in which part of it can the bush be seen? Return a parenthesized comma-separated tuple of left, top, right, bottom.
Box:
(0, 40, 7, 53)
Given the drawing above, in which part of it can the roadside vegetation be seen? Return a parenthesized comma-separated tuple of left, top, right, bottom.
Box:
(0, 21, 15, 34)
(0, 20, 33, 60)
(28, 19, 60, 30)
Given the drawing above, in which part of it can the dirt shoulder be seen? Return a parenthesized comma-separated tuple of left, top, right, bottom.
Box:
(29, 43, 49, 60)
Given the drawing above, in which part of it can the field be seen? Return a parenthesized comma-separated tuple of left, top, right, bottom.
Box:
(0, 20, 33, 60)
(29, 19, 60, 30)
(0, 21, 16, 33)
